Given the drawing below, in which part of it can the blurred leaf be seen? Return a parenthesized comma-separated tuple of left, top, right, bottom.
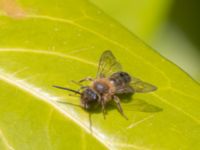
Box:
(90, 0, 173, 39)
(0, 0, 200, 149)
(152, 24, 200, 82)
(171, 0, 200, 49)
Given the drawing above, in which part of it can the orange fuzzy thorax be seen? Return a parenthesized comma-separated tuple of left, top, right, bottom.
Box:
(91, 78, 116, 102)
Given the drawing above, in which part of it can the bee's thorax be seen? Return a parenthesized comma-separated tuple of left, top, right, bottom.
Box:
(92, 78, 115, 95)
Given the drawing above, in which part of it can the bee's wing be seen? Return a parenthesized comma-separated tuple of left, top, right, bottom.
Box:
(96, 50, 122, 78)
(130, 77, 157, 93)
(115, 85, 134, 94)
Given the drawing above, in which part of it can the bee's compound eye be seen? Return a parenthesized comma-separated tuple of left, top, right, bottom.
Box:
(90, 92, 97, 100)
(86, 89, 98, 101)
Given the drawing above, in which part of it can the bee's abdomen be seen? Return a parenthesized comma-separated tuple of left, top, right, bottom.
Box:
(109, 72, 131, 86)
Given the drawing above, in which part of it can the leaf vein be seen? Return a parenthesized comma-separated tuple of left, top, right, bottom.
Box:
(0, 48, 96, 66)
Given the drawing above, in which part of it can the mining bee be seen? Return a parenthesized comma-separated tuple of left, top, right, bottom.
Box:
(53, 50, 157, 119)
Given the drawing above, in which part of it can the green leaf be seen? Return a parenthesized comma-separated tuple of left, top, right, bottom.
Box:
(0, 0, 200, 149)
(90, 0, 173, 39)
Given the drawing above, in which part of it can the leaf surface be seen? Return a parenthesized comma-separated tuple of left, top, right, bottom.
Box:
(0, 0, 200, 149)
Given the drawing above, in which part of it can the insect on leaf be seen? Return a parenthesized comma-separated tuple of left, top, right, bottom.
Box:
(0, 0, 199, 149)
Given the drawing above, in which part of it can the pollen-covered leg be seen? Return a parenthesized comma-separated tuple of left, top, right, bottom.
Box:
(113, 95, 128, 120)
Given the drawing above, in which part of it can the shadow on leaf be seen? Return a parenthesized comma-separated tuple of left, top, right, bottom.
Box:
(56, 93, 162, 114)
(118, 93, 163, 112)
(56, 95, 162, 133)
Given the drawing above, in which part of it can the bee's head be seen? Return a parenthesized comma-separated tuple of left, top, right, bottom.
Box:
(81, 88, 98, 110)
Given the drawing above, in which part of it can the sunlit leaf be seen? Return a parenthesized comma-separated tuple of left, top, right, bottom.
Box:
(0, 0, 199, 149)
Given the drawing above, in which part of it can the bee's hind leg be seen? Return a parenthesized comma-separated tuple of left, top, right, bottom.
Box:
(113, 95, 128, 120)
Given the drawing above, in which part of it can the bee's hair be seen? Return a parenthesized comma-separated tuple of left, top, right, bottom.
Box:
(52, 85, 81, 95)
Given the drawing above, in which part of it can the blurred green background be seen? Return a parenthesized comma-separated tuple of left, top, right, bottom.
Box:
(90, 0, 200, 82)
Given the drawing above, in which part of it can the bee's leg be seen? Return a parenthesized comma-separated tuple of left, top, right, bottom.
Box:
(78, 77, 94, 83)
(113, 95, 128, 120)
(89, 112, 93, 133)
(97, 95, 106, 119)
(101, 100, 106, 119)
(71, 80, 83, 86)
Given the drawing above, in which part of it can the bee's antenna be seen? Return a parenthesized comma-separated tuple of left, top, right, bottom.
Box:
(53, 85, 81, 95)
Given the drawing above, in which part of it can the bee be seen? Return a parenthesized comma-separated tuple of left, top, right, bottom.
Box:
(53, 50, 157, 119)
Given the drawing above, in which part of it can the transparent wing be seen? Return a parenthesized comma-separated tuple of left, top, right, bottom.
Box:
(130, 77, 157, 93)
(115, 85, 134, 94)
(96, 50, 122, 78)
